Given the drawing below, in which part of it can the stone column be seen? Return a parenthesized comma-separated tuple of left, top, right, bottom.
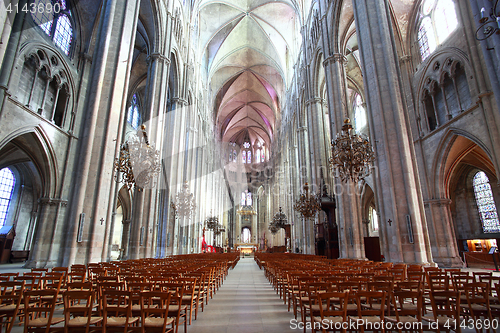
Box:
(424, 199, 464, 267)
(353, 0, 431, 264)
(63, 0, 141, 266)
(321, 53, 365, 260)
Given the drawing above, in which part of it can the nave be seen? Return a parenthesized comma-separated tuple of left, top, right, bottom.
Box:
(0, 253, 498, 333)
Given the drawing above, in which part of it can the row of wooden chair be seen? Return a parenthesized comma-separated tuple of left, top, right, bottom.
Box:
(0, 253, 240, 333)
(257, 253, 500, 333)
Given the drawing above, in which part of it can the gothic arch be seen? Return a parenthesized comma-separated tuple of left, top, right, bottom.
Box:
(431, 128, 494, 199)
(16, 42, 77, 124)
(0, 126, 59, 199)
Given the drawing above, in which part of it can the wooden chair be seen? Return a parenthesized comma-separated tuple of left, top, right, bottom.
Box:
(63, 289, 103, 333)
(386, 290, 424, 333)
(350, 291, 386, 333)
(101, 290, 139, 333)
(426, 290, 462, 333)
(0, 280, 25, 333)
(140, 291, 175, 333)
(162, 282, 187, 333)
(24, 288, 65, 333)
(312, 291, 350, 333)
(463, 282, 494, 333)
(179, 277, 197, 325)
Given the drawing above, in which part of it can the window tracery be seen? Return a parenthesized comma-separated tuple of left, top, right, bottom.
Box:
(31, 0, 74, 56)
(473, 171, 500, 233)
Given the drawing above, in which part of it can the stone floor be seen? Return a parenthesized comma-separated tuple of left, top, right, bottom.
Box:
(2, 259, 498, 332)
(188, 257, 295, 333)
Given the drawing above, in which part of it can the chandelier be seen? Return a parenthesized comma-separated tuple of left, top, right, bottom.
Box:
(476, 3, 500, 40)
(329, 118, 375, 183)
(114, 125, 161, 190)
(293, 183, 321, 218)
(205, 212, 219, 230)
(269, 207, 288, 234)
(175, 182, 196, 217)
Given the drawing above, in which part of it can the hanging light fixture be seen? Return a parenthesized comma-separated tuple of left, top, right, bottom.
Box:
(269, 207, 288, 234)
(114, 125, 161, 190)
(175, 182, 196, 217)
(476, 3, 500, 40)
(205, 211, 219, 230)
(293, 183, 321, 218)
(329, 118, 375, 183)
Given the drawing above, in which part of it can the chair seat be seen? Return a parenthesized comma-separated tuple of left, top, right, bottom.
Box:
(168, 305, 188, 312)
(349, 316, 382, 324)
(144, 316, 175, 327)
(106, 316, 139, 326)
(385, 315, 420, 323)
(28, 316, 64, 327)
(0, 304, 17, 312)
(67, 316, 103, 326)
(313, 316, 344, 324)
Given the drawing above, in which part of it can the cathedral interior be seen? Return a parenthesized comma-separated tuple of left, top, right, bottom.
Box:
(0, 0, 499, 269)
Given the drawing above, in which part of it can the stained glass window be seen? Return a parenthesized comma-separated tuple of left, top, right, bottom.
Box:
(261, 148, 265, 162)
(243, 142, 250, 149)
(241, 190, 252, 206)
(242, 151, 246, 163)
(233, 150, 237, 162)
(417, 0, 456, 61)
(0, 168, 15, 227)
(247, 151, 252, 164)
(473, 171, 500, 233)
(31, 0, 74, 56)
(370, 207, 379, 231)
(256, 149, 260, 163)
(127, 94, 141, 129)
(354, 94, 367, 131)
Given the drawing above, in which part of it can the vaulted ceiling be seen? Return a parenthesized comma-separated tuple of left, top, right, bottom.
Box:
(196, 0, 301, 148)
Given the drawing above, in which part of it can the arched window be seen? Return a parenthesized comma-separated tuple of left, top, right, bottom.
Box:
(247, 151, 252, 164)
(418, 0, 458, 61)
(242, 227, 251, 243)
(0, 168, 15, 227)
(354, 93, 367, 131)
(127, 94, 141, 129)
(261, 147, 265, 162)
(369, 206, 379, 231)
(242, 151, 247, 164)
(473, 171, 500, 233)
(256, 149, 260, 163)
(241, 190, 252, 206)
(31, 0, 74, 56)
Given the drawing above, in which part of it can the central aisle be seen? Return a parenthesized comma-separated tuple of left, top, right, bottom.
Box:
(188, 257, 296, 333)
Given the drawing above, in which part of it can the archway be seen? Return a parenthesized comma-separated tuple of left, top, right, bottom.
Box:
(442, 135, 499, 267)
(0, 129, 58, 266)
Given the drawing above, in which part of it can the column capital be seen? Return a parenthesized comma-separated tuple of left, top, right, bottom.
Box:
(399, 55, 411, 63)
(172, 97, 188, 106)
(423, 198, 452, 207)
(38, 197, 68, 206)
(147, 53, 170, 64)
(79, 52, 93, 63)
(305, 97, 325, 106)
(323, 53, 347, 66)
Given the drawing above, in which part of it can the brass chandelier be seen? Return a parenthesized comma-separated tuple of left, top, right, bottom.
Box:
(293, 183, 321, 218)
(205, 211, 219, 230)
(329, 118, 375, 183)
(174, 182, 196, 217)
(114, 125, 161, 190)
(269, 207, 288, 234)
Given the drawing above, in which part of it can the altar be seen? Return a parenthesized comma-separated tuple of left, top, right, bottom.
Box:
(236, 243, 258, 255)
